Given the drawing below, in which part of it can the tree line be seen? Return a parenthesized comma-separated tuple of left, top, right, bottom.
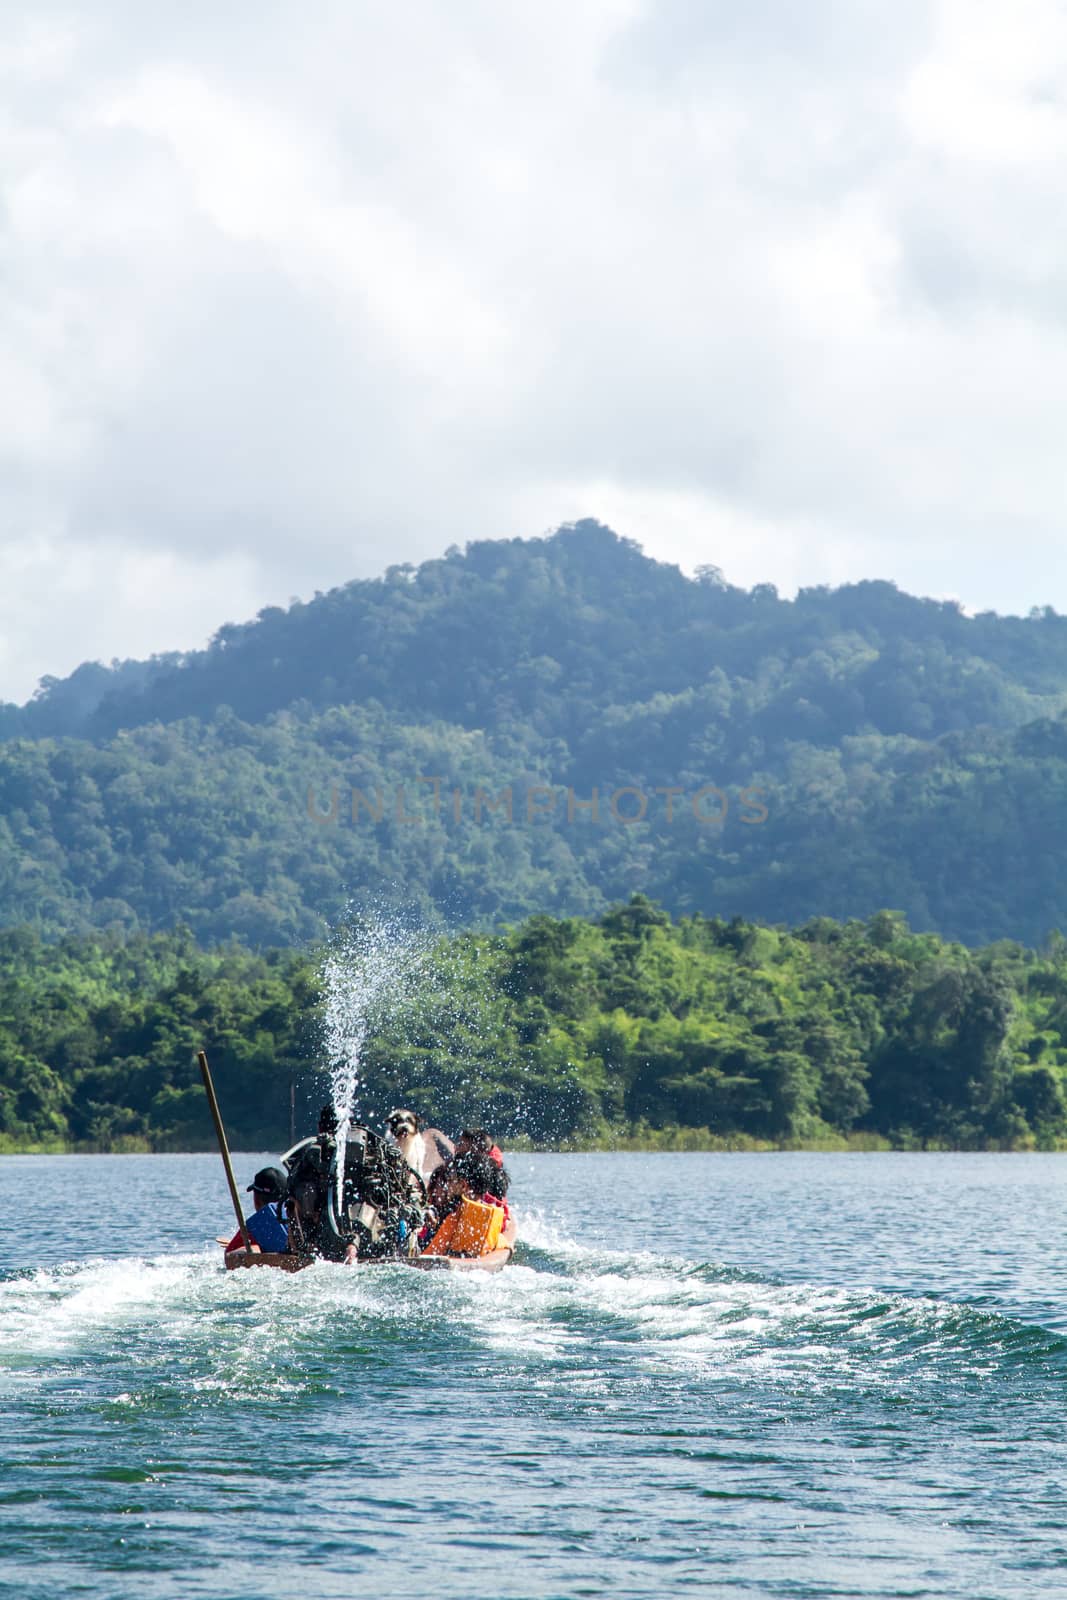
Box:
(4, 899, 1067, 1153)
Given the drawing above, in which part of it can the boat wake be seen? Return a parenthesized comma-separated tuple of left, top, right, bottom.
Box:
(2, 1220, 1063, 1417)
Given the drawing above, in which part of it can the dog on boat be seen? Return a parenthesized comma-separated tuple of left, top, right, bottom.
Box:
(387, 1108, 454, 1184)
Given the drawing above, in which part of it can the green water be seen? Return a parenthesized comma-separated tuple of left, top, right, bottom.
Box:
(1, 1152, 1065, 1598)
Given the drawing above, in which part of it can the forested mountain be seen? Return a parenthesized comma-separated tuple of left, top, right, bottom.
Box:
(6, 520, 1067, 745)
(3, 520, 1067, 945)
(4, 902, 1066, 1153)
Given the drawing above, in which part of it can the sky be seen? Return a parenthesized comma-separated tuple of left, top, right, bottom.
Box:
(3, 0, 1067, 702)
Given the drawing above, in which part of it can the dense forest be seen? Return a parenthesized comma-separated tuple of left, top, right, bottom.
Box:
(4, 899, 1067, 1154)
(2, 521, 1067, 946)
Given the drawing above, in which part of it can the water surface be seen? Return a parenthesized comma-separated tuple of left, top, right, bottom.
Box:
(1, 1152, 1064, 1598)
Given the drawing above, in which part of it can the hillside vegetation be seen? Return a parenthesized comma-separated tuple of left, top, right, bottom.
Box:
(3, 521, 1067, 944)
(4, 900, 1067, 1153)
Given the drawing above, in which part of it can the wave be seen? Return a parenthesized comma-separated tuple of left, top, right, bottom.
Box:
(1, 1227, 1063, 1418)
(500, 1216, 1067, 1399)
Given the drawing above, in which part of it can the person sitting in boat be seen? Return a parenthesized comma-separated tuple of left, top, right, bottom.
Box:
(422, 1156, 455, 1230)
(454, 1128, 510, 1201)
(454, 1127, 504, 1165)
(419, 1152, 515, 1257)
(222, 1165, 290, 1260)
(483, 1156, 510, 1203)
(460, 1152, 512, 1235)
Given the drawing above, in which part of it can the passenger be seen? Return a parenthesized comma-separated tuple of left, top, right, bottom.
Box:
(426, 1157, 457, 1216)
(420, 1152, 515, 1257)
(454, 1127, 509, 1197)
(418, 1156, 461, 1247)
(454, 1127, 490, 1156)
(483, 1157, 510, 1202)
(223, 1165, 290, 1257)
(456, 1151, 511, 1228)
(455, 1126, 506, 1168)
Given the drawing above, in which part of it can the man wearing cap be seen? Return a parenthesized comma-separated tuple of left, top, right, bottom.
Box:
(222, 1165, 290, 1256)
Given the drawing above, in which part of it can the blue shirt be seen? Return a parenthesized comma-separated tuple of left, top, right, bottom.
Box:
(245, 1202, 288, 1253)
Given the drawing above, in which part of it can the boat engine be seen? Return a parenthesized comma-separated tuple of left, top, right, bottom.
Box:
(284, 1125, 426, 1260)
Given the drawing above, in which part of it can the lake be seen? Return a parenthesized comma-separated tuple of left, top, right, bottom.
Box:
(1, 1151, 1065, 1598)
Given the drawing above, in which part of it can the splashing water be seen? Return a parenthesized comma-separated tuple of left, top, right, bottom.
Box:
(317, 905, 508, 1169)
(319, 911, 439, 1191)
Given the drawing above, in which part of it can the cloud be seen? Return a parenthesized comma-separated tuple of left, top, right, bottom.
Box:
(0, 533, 264, 699)
(2, 0, 1067, 699)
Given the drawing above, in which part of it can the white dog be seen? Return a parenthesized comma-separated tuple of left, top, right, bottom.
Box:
(386, 1109, 454, 1184)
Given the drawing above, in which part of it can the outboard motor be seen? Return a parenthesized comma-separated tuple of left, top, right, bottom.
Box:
(284, 1123, 426, 1261)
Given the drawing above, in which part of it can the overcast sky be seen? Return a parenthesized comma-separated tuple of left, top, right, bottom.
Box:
(3, 0, 1067, 702)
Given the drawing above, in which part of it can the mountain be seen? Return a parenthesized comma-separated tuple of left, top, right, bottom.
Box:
(3, 519, 1067, 945)
(6, 520, 1067, 745)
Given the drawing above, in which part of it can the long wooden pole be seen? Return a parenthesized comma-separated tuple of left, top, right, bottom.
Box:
(198, 1049, 252, 1252)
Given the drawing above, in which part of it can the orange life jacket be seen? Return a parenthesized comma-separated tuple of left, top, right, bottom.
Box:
(422, 1195, 505, 1257)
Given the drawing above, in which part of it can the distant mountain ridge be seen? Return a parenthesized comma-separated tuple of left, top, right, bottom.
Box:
(2, 520, 1067, 946)
(5, 520, 1067, 743)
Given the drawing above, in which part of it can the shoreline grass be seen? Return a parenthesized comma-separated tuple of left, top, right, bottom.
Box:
(4, 1130, 1065, 1155)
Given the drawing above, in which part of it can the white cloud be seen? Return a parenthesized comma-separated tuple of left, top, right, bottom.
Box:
(0, 534, 264, 696)
(903, 0, 1067, 165)
(1, 0, 1067, 700)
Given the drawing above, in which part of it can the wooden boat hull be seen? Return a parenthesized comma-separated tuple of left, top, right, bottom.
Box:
(224, 1249, 313, 1272)
(406, 1247, 513, 1272)
(224, 1246, 513, 1273)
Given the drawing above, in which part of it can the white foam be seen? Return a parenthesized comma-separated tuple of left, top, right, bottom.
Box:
(0, 1227, 1017, 1412)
